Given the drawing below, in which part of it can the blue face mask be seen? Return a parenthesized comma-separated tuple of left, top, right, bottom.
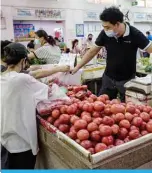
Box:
(34, 38, 41, 45)
(105, 30, 118, 37)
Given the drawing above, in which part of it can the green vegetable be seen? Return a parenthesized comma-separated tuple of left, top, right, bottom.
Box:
(145, 65, 152, 72)
(29, 58, 46, 65)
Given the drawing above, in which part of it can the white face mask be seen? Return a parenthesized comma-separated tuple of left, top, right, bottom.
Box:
(105, 30, 118, 37)
(34, 39, 41, 45)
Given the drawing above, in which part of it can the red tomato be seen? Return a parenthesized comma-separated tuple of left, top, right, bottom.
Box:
(141, 130, 149, 136)
(99, 125, 112, 136)
(124, 136, 130, 143)
(118, 128, 128, 139)
(126, 105, 135, 114)
(68, 131, 77, 139)
(130, 126, 139, 131)
(140, 122, 147, 130)
(90, 130, 101, 142)
(102, 94, 109, 100)
(110, 99, 120, 104)
(51, 109, 60, 119)
(90, 94, 97, 101)
(111, 104, 125, 114)
(73, 86, 81, 93)
(80, 140, 93, 149)
(87, 98, 94, 103)
(47, 116, 54, 124)
(59, 124, 70, 133)
(102, 136, 114, 145)
(143, 106, 152, 113)
(95, 143, 107, 153)
(102, 116, 114, 126)
(114, 113, 125, 123)
(82, 114, 92, 123)
(87, 122, 98, 132)
(97, 96, 106, 104)
(74, 120, 87, 130)
(77, 129, 89, 140)
(87, 148, 95, 154)
(115, 139, 124, 146)
(146, 122, 152, 133)
(70, 115, 80, 124)
(132, 117, 143, 127)
(75, 139, 81, 144)
(129, 130, 140, 139)
(135, 109, 141, 115)
(67, 105, 77, 114)
(93, 117, 103, 125)
(119, 120, 131, 129)
(125, 112, 134, 122)
(81, 85, 88, 90)
(70, 126, 77, 133)
(59, 114, 70, 124)
(81, 111, 91, 118)
(104, 107, 112, 115)
(77, 102, 84, 109)
(93, 101, 105, 112)
(140, 112, 150, 122)
(53, 119, 61, 128)
(82, 103, 93, 113)
(111, 124, 119, 135)
(92, 111, 101, 118)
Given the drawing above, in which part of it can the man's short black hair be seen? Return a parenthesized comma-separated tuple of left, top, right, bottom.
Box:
(146, 31, 150, 35)
(88, 33, 93, 37)
(100, 6, 124, 25)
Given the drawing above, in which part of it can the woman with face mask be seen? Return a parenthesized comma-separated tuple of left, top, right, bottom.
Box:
(28, 30, 61, 64)
(0, 42, 59, 169)
(81, 34, 94, 56)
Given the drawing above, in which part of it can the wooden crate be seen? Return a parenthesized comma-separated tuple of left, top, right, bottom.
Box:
(35, 125, 152, 169)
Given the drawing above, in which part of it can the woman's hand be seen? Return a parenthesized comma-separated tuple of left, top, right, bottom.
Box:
(59, 65, 70, 72)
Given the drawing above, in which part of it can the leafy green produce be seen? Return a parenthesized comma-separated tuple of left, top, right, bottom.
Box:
(145, 64, 152, 72)
(29, 58, 46, 65)
(138, 58, 150, 66)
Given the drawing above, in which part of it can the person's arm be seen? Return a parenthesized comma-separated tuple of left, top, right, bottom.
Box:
(133, 27, 152, 54)
(29, 65, 70, 79)
(146, 43, 152, 54)
(71, 46, 101, 74)
(72, 30, 105, 74)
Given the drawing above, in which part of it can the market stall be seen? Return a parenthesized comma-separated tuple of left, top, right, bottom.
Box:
(34, 81, 152, 169)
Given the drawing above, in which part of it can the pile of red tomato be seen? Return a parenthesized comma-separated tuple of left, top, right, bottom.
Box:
(44, 85, 152, 154)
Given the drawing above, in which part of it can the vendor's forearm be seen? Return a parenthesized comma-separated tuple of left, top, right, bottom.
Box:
(76, 46, 101, 70)
(30, 67, 60, 79)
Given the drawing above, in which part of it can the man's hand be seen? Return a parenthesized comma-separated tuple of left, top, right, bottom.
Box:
(70, 66, 79, 75)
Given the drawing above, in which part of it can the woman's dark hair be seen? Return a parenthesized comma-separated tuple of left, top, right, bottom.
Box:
(3, 43, 28, 65)
(65, 48, 70, 53)
(27, 40, 35, 49)
(88, 34, 93, 37)
(35, 30, 56, 46)
(146, 31, 150, 35)
(1, 40, 12, 58)
(100, 6, 124, 25)
(72, 39, 78, 49)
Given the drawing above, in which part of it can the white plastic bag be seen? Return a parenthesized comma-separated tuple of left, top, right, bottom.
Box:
(48, 83, 70, 101)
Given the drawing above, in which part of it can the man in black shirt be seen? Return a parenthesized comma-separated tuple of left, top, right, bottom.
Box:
(71, 7, 152, 102)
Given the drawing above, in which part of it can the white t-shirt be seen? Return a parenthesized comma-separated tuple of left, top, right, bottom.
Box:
(1, 71, 48, 155)
(35, 43, 61, 64)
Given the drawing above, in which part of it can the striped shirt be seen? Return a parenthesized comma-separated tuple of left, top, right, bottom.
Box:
(34, 43, 61, 64)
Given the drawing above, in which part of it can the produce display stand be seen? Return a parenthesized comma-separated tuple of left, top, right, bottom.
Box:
(35, 121, 152, 169)
(82, 65, 105, 95)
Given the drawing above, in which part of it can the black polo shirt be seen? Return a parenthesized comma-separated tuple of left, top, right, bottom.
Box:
(95, 23, 151, 81)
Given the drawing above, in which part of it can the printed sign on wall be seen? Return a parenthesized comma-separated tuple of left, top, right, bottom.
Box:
(76, 24, 84, 37)
(13, 24, 35, 38)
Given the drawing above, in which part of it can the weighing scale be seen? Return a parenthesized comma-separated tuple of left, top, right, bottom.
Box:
(125, 75, 152, 95)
